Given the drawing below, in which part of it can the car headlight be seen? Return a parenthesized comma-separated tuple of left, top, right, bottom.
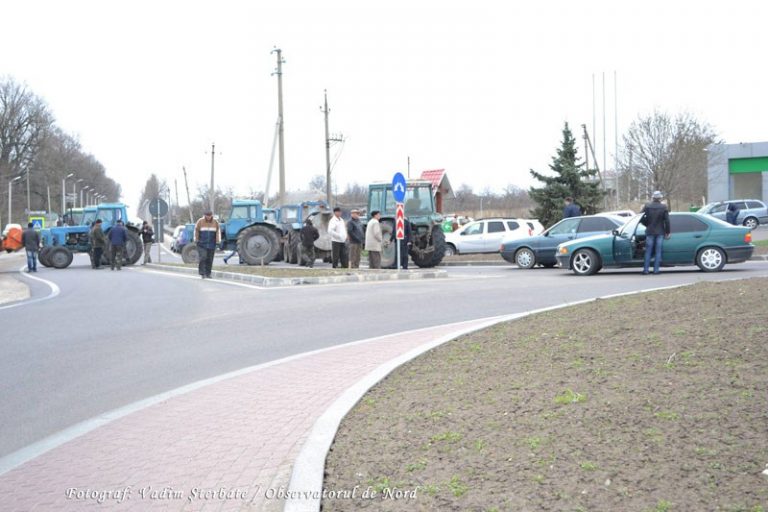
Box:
(559, 247, 569, 254)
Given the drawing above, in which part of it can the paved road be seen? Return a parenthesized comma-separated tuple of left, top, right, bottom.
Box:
(1, 250, 767, 459)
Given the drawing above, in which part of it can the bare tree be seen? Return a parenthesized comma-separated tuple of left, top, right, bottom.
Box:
(621, 111, 718, 208)
(0, 76, 54, 223)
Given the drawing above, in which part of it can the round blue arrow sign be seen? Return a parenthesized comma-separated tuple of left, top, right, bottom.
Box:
(392, 172, 407, 203)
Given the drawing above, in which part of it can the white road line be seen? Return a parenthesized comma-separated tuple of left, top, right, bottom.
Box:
(0, 267, 61, 311)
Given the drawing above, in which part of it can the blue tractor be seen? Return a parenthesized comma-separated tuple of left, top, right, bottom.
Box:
(181, 199, 283, 265)
(276, 201, 332, 264)
(38, 203, 143, 269)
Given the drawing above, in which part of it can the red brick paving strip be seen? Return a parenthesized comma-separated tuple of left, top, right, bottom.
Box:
(0, 320, 489, 512)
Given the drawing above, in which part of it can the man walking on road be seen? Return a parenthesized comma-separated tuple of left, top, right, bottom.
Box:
(140, 221, 154, 265)
(195, 210, 220, 279)
(346, 209, 364, 269)
(21, 222, 40, 273)
(640, 190, 671, 275)
(365, 210, 383, 269)
(563, 197, 582, 218)
(90, 219, 107, 269)
(328, 207, 348, 268)
(108, 220, 128, 271)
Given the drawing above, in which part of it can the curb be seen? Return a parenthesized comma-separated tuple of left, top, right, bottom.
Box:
(283, 280, 722, 512)
(144, 263, 447, 286)
(439, 260, 507, 266)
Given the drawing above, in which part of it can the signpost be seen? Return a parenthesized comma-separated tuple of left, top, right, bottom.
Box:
(392, 172, 406, 270)
(150, 197, 169, 264)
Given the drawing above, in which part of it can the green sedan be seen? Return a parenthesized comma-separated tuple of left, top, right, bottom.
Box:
(555, 213, 754, 275)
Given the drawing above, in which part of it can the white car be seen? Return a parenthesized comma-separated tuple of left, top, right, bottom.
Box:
(445, 218, 537, 256)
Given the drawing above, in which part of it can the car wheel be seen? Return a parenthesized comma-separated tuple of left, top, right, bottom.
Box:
(514, 248, 536, 269)
(444, 244, 456, 257)
(571, 248, 599, 276)
(696, 246, 726, 272)
(743, 217, 758, 230)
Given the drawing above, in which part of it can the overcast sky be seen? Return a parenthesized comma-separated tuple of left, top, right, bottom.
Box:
(3, 0, 766, 209)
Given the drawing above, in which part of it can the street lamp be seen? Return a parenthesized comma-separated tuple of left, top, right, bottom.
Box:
(62, 172, 75, 214)
(72, 178, 83, 210)
(8, 176, 22, 225)
(80, 186, 91, 208)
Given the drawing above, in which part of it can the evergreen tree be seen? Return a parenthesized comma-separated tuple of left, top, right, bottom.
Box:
(529, 122, 604, 227)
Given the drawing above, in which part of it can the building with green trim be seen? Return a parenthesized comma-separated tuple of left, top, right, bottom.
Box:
(707, 142, 768, 202)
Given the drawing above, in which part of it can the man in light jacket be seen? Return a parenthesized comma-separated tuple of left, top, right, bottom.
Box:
(328, 207, 348, 268)
(365, 210, 383, 269)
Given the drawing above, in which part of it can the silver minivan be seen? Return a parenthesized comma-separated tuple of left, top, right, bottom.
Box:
(699, 199, 768, 229)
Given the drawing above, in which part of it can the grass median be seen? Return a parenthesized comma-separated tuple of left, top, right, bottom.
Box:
(323, 278, 768, 512)
(154, 262, 392, 278)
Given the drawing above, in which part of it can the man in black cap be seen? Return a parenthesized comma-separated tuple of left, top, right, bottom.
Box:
(194, 210, 220, 278)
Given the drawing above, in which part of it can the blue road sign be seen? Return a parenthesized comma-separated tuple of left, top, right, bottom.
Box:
(392, 172, 407, 203)
(30, 217, 44, 230)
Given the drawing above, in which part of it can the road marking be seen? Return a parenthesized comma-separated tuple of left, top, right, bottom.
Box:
(0, 267, 61, 311)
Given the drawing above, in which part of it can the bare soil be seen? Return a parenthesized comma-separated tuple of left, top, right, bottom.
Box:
(323, 278, 768, 511)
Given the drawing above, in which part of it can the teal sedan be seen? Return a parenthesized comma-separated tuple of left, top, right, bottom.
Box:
(555, 213, 754, 275)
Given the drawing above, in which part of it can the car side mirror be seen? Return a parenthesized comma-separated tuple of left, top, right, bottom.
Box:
(612, 229, 619, 236)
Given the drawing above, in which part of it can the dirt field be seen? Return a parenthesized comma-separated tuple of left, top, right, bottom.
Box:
(322, 278, 768, 511)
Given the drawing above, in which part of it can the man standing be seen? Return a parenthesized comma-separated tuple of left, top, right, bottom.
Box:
(300, 217, 319, 268)
(563, 197, 582, 218)
(21, 222, 40, 273)
(194, 210, 220, 279)
(328, 207, 348, 268)
(365, 210, 383, 269)
(108, 220, 128, 271)
(140, 221, 154, 265)
(90, 219, 107, 269)
(640, 190, 671, 275)
(346, 209, 364, 269)
(391, 216, 412, 269)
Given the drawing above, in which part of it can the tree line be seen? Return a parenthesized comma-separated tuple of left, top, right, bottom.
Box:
(0, 76, 120, 226)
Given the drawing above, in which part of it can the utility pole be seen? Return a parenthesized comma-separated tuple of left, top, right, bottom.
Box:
(182, 166, 194, 223)
(407, 156, 411, 179)
(209, 142, 216, 214)
(26, 169, 31, 214)
(272, 47, 286, 206)
(323, 90, 332, 204)
(174, 178, 180, 225)
(321, 89, 344, 205)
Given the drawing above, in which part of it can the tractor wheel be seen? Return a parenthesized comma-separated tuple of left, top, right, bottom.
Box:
(379, 219, 397, 269)
(288, 233, 300, 264)
(429, 226, 446, 266)
(237, 225, 280, 265)
(125, 231, 143, 265)
(39, 247, 53, 267)
(49, 247, 74, 269)
(181, 244, 199, 264)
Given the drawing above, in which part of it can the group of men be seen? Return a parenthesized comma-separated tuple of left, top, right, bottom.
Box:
(312, 207, 392, 269)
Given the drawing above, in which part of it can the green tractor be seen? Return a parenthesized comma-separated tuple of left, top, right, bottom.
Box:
(367, 180, 446, 268)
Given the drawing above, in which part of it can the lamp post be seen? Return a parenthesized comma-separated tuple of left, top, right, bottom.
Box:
(62, 172, 74, 213)
(72, 179, 83, 210)
(8, 176, 22, 225)
(80, 186, 91, 208)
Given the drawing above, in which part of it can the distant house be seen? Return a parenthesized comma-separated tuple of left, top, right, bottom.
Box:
(420, 169, 454, 213)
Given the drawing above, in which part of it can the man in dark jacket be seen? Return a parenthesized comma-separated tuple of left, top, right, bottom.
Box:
(725, 202, 740, 225)
(346, 209, 364, 269)
(390, 217, 412, 269)
(140, 220, 154, 264)
(90, 219, 108, 269)
(21, 222, 40, 273)
(194, 210, 220, 278)
(563, 197, 582, 218)
(108, 220, 128, 270)
(640, 190, 671, 274)
(300, 218, 320, 268)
